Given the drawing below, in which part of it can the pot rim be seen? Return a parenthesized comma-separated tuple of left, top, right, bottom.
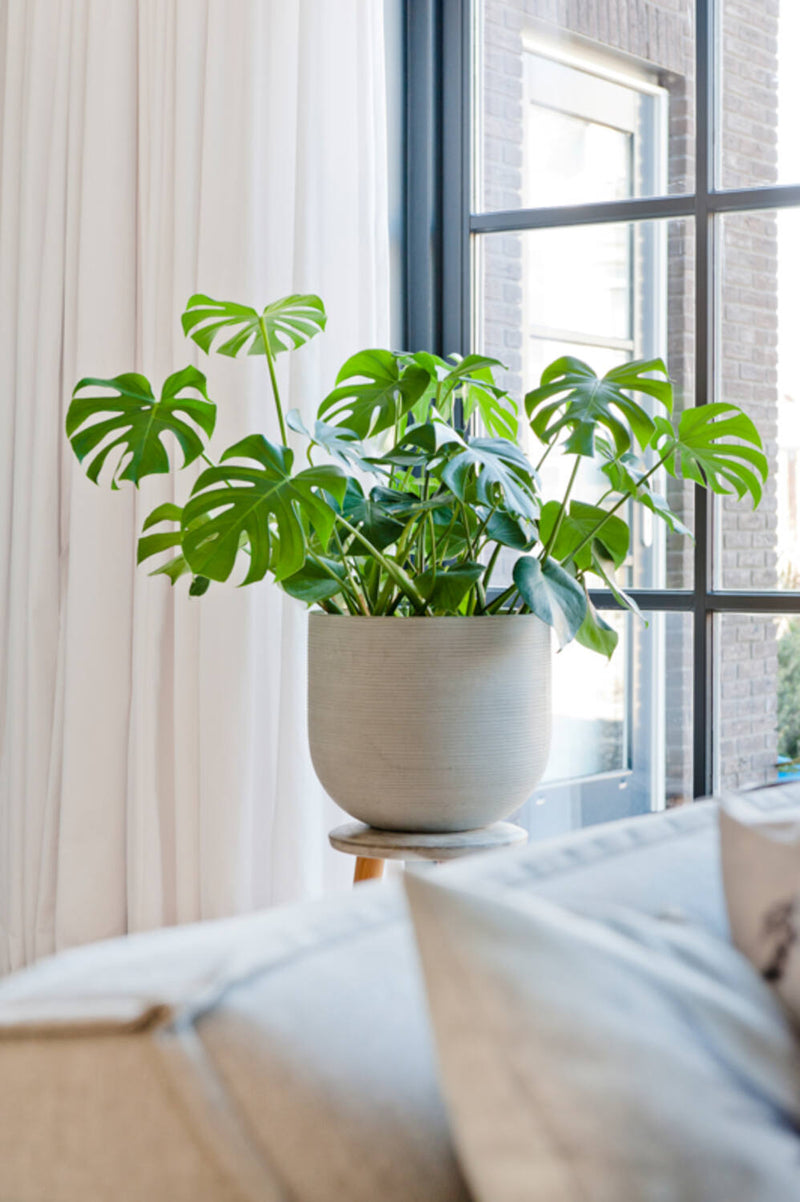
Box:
(307, 611, 545, 622)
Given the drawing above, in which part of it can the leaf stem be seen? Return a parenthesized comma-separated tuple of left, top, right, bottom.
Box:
(473, 503, 498, 549)
(535, 441, 555, 473)
(374, 515, 418, 614)
(563, 453, 668, 567)
(427, 511, 437, 582)
(259, 319, 289, 445)
(482, 542, 503, 592)
(331, 527, 370, 615)
(335, 513, 428, 613)
(485, 583, 516, 614)
(540, 455, 581, 566)
(459, 502, 487, 612)
(437, 505, 460, 562)
(306, 550, 364, 614)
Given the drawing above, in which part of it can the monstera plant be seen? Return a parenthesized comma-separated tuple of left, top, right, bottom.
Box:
(66, 292, 767, 833)
(66, 291, 766, 655)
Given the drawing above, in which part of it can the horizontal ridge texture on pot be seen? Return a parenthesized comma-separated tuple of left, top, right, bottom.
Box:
(308, 614, 552, 833)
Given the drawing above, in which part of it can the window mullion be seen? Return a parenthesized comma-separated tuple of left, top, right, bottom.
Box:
(692, 0, 715, 797)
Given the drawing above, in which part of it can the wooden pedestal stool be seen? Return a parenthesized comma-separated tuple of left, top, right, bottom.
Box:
(328, 820, 528, 885)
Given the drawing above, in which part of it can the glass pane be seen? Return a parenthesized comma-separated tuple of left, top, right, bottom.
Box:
(717, 209, 796, 589)
(515, 611, 693, 840)
(715, 613, 782, 790)
(527, 103, 632, 208)
(525, 224, 631, 345)
(475, 218, 695, 590)
(477, 0, 694, 213)
(544, 610, 628, 783)
(719, 0, 799, 189)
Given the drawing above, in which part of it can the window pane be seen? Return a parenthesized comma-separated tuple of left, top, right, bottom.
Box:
(719, 0, 798, 189)
(524, 224, 631, 344)
(515, 611, 693, 840)
(543, 610, 628, 784)
(475, 218, 695, 590)
(476, 0, 694, 213)
(715, 613, 783, 790)
(716, 208, 795, 589)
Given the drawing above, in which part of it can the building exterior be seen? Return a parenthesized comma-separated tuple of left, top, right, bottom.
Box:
(479, 0, 781, 820)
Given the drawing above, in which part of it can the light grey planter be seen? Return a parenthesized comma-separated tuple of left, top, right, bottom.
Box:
(308, 614, 552, 833)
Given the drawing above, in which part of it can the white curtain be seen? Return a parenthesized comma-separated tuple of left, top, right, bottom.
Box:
(0, 0, 391, 973)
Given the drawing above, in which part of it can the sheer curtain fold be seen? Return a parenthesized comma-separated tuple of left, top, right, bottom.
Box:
(0, 0, 391, 973)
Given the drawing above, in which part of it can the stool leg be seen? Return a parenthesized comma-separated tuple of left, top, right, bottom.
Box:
(353, 856, 384, 885)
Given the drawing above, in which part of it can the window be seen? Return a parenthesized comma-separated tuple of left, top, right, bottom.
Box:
(405, 0, 800, 835)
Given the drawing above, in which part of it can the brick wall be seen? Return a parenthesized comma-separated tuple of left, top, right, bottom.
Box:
(481, 0, 780, 800)
(717, 0, 779, 788)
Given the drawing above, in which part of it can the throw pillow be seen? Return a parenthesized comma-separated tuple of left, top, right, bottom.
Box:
(404, 870, 800, 1202)
(719, 796, 800, 1019)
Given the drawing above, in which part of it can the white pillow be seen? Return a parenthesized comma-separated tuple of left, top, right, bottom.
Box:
(404, 870, 800, 1202)
(719, 797, 800, 1019)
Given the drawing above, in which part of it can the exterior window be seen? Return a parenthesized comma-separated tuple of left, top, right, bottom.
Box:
(406, 0, 800, 835)
(521, 50, 663, 387)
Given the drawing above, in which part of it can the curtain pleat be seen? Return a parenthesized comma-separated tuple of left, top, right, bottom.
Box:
(0, 0, 391, 972)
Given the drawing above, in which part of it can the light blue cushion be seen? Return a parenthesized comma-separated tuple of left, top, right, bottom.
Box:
(406, 868, 800, 1202)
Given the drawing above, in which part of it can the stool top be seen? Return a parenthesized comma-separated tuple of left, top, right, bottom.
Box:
(328, 820, 528, 862)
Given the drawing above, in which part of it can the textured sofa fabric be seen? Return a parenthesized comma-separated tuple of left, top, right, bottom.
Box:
(405, 871, 800, 1202)
(0, 886, 463, 1202)
(1, 784, 799, 1201)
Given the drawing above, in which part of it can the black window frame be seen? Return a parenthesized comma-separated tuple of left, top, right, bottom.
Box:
(404, 0, 800, 799)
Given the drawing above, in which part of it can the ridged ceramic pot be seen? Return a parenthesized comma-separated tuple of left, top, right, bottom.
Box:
(308, 614, 552, 832)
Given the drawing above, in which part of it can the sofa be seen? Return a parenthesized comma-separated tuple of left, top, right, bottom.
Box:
(0, 783, 798, 1202)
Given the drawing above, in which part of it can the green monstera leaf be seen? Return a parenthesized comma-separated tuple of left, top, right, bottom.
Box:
(339, 479, 406, 551)
(378, 413, 464, 472)
(589, 543, 644, 622)
(600, 449, 692, 537)
(286, 409, 376, 475)
(137, 502, 211, 595)
(512, 555, 586, 648)
(400, 352, 518, 438)
(525, 357, 673, 457)
(66, 367, 215, 488)
(653, 403, 768, 506)
(181, 293, 327, 358)
(280, 557, 348, 605)
(137, 502, 186, 568)
(181, 435, 347, 585)
(416, 562, 484, 613)
(575, 598, 619, 659)
(483, 509, 535, 550)
(439, 437, 540, 522)
(318, 349, 430, 438)
(461, 364, 519, 440)
(538, 499, 630, 573)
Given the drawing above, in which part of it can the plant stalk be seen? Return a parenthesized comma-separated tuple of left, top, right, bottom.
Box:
(459, 501, 486, 612)
(535, 440, 555, 473)
(436, 505, 460, 562)
(472, 503, 498, 550)
(427, 511, 437, 582)
(335, 513, 428, 613)
(563, 453, 668, 567)
(484, 582, 517, 614)
(481, 542, 503, 592)
(259, 319, 289, 445)
(540, 455, 581, 566)
(330, 526, 370, 615)
(307, 550, 363, 613)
